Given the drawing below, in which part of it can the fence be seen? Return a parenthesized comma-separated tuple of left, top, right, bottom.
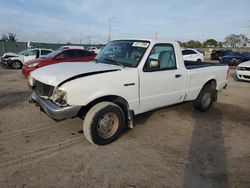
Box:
(0, 41, 105, 56)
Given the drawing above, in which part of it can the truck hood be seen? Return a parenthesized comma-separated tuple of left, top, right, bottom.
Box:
(31, 61, 121, 86)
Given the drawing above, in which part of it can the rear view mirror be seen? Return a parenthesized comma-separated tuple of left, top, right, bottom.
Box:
(149, 60, 159, 69)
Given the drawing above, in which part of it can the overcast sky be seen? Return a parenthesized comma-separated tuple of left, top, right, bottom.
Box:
(0, 0, 249, 44)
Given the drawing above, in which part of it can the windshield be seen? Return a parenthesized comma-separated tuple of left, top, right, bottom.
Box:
(18, 49, 30, 55)
(94, 40, 150, 67)
(43, 50, 61, 59)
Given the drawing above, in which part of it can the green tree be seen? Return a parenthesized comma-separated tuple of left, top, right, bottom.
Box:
(1, 33, 8, 41)
(203, 39, 218, 47)
(218, 41, 223, 48)
(186, 40, 202, 48)
(8, 33, 17, 41)
(180, 42, 187, 48)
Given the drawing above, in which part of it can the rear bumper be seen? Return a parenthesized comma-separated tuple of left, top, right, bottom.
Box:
(29, 92, 81, 120)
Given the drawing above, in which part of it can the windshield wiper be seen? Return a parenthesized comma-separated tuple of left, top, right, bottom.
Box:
(104, 57, 125, 68)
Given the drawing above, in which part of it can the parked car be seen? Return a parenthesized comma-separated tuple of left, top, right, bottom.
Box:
(58, 45, 85, 50)
(87, 46, 101, 54)
(210, 49, 232, 60)
(220, 51, 250, 66)
(28, 39, 228, 145)
(182, 48, 205, 62)
(1, 49, 32, 65)
(236, 60, 250, 81)
(22, 49, 96, 76)
(3, 48, 53, 69)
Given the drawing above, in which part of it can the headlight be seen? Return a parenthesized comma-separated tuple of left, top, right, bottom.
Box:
(28, 62, 39, 68)
(237, 66, 246, 70)
(53, 87, 67, 106)
(28, 75, 35, 87)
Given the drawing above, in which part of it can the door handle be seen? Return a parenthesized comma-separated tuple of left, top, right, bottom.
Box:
(175, 74, 182, 78)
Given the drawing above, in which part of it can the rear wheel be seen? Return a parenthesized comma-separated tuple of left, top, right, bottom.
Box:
(11, 60, 22, 69)
(83, 102, 125, 145)
(196, 59, 202, 63)
(193, 85, 213, 112)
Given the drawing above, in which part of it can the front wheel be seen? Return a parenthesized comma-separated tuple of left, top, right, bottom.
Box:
(193, 85, 213, 112)
(11, 60, 22, 69)
(83, 102, 125, 145)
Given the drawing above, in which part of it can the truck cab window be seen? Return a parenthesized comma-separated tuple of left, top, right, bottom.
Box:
(59, 50, 76, 59)
(144, 44, 176, 71)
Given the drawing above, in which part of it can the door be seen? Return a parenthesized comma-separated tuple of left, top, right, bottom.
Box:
(23, 49, 39, 63)
(139, 43, 185, 112)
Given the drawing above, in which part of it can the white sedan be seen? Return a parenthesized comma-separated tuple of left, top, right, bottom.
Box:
(182, 48, 205, 62)
(236, 60, 250, 81)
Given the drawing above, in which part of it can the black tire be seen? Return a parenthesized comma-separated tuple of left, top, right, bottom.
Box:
(83, 102, 125, 145)
(11, 60, 22, 69)
(196, 59, 202, 63)
(193, 84, 213, 112)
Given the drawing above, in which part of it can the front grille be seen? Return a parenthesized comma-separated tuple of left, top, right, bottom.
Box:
(34, 80, 54, 97)
(242, 67, 250, 71)
(243, 75, 250, 79)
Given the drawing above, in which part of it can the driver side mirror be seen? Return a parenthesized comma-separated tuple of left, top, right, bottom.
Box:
(149, 60, 159, 69)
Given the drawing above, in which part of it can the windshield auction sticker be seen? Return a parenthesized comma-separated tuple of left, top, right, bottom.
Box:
(132, 42, 149, 48)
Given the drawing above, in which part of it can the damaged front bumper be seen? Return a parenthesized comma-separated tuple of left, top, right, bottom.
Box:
(29, 92, 81, 121)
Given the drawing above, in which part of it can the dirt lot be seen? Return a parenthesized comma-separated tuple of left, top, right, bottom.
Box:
(0, 66, 249, 188)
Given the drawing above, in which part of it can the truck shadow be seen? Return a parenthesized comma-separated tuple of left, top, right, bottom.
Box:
(132, 101, 249, 187)
(183, 108, 229, 188)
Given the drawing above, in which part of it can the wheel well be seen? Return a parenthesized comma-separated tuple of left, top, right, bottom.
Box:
(203, 79, 217, 101)
(204, 79, 217, 89)
(13, 60, 22, 64)
(78, 95, 134, 127)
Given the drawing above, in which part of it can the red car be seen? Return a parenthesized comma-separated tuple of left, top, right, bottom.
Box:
(22, 49, 96, 76)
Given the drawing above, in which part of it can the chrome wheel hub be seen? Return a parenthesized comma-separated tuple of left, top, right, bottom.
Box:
(202, 92, 211, 108)
(97, 112, 118, 139)
(12, 62, 20, 69)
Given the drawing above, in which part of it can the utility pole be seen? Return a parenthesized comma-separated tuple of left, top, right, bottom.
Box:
(87, 22, 92, 45)
(155, 31, 158, 39)
(245, 21, 250, 38)
(108, 18, 111, 42)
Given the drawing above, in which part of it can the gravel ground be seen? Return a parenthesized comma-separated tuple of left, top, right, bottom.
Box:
(0, 66, 249, 188)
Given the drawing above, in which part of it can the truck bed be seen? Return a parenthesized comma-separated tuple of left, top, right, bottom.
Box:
(184, 61, 227, 70)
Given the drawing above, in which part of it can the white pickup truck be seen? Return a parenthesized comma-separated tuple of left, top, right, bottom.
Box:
(28, 39, 229, 145)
